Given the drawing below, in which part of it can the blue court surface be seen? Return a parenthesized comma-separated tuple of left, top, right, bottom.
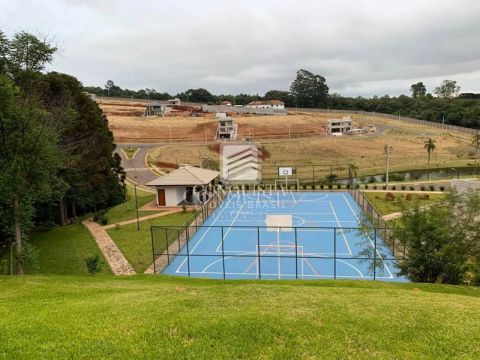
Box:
(162, 191, 405, 281)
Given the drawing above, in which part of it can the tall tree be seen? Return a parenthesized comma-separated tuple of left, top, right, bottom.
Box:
(410, 82, 426, 98)
(105, 80, 114, 96)
(434, 80, 461, 99)
(264, 90, 294, 107)
(0, 75, 62, 274)
(424, 138, 436, 165)
(290, 69, 329, 108)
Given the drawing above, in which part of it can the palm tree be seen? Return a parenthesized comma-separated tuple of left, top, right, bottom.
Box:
(472, 133, 480, 163)
(424, 138, 436, 165)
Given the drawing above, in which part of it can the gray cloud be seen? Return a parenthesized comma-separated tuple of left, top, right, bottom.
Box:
(2, 0, 480, 96)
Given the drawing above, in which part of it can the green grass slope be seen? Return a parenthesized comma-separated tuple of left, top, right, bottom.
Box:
(26, 224, 111, 275)
(0, 276, 479, 359)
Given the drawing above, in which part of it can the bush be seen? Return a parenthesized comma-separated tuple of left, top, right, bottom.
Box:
(319, 183, 325, 189)
(328, 184, 333, 190)
(364, 184, 369, 189)
(401, 185, 406, 190)
(409, 186, 415, 191)
(182, 204, 187, 213)
(420, 186, 426, 191)
(99, 215, 108, 226)
(391, 185, 396, 190)
(373, 185, 377, 190)
(440, 186, 445, 191)
(429, 185, 435, 191)
(382, 185, 387, 190)
(302, 184, 307, 190)
(346, 184, 351, 189)
(385, 192, 395, 201)
(336, 184, 342, 189)
(85, 254, 103, 275)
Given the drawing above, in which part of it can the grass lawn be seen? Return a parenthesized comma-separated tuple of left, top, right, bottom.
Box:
(364, 192, 445, 216)
(107, 211, 195, 273)
(25, 224, 111, 275)
(0, 276, 479, 359)
(103, 185, 159, 225)
(122, 146, 139, 159)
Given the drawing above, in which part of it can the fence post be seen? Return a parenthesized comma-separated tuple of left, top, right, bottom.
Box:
(257, 227, 261, 279)
(294, 227, 298, 279)
(151, 226, 156, 275)
(165, 228, 170, 265)
(185, 227, 191, 277)
(373, 228, 377, 280)
(221, 226, 226, 280)
(334, 227, 337, 280)
(177, 229, 181, 252)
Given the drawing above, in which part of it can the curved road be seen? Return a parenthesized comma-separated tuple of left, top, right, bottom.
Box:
(117, 143, 162, 190)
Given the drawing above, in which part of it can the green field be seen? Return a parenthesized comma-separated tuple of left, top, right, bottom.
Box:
(0, 276, 479, 359)
(364, 192, 445, 216)
(25, 224, 111, 275)
(103, 185, 158, 225)
(107, 211, 195, 273)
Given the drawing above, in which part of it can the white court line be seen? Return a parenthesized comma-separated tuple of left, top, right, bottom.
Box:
(176, 195, 235, 272)
(175, 270, 392, 279)
(215, 202, 247, 253)
(328, 201, 353, 255)
(341, 194, 394, 278)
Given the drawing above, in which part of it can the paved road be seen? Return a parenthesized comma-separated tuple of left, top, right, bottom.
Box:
(116, 144, 161, 188)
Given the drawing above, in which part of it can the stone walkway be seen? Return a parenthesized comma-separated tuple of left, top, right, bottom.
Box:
(83, 219, 136, 275)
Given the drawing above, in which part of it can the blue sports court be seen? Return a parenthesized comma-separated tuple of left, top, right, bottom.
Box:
(161, 191, 405, 281)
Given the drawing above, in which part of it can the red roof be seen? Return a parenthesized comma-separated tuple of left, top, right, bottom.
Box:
(246, 100, 284, 106)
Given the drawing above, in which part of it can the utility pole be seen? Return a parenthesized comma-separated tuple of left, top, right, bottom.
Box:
(134, 185, 140, 231)
(385, 144, 392, 187)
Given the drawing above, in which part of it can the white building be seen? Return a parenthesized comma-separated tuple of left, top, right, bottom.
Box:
(327, 116, 352, 135)
(144, 102, 166, 116)
(245, 100, 285, 110)
(146, 166, 220, 206)
(167, 98, 181, 106)
(215, 116, 238, 141)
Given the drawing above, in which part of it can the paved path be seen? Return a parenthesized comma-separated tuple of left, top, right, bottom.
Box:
(83, 219, 136, 275)
(102, 209, 181, 230)
(116, 144, 161, 187)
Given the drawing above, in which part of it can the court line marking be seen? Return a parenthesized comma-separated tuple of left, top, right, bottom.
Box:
(174, 270, 391, 279)
(328, 201, 353, 256)
(341, 193, 394, 278)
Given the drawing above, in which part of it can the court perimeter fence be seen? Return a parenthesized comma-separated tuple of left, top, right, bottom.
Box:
(150, 188, 406, 280)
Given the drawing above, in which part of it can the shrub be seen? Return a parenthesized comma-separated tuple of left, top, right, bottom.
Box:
(429, 185, 435, 191)
(420, 186, 426, 191)
(391, 185, 396, 190)
(401, 185, 406, 190)
(440, 186, 445, 191)
(328, 184, 333, 190)
(319, 183, 325, 189)
(405, 194, 413, 201)
(409, 186, 415, 191)
(336, 184, 342, 189)
(346, 184, 351, 189)
(373, 185, 377, 190)
(385, 192, 395, 201)
(302, 184, 307, 190)
(85, 254, 103, 275)
(182, 204, 187, 213)
(364, 184, 369, 189)
(382, 185, 387, 190)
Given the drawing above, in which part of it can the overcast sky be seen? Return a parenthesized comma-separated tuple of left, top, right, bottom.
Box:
(2, 0, 480, 97)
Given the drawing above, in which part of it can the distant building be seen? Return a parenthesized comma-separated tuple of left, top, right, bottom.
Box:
(327, 116, 352, 135)
(220, 100, 232, 106)
(167, 98, 181, 106)
(245, 100, 285, 110)
(216, 116, 238, 141)
(144, 102, 166, 116)
(83, 92, 96, 101)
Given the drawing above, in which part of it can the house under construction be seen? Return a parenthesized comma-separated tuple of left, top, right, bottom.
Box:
(215, 114, 238, 141)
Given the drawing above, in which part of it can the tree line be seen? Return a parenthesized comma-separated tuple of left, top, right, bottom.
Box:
(0, 31, 125, 274)
(87, 70, 480, 129)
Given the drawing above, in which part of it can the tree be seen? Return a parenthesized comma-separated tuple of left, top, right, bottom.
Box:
(290, 69, 329, 108)
(105, 80, 114, 95)
(424, 138, 436, 165)
(0, 75, 62, 274)
(410, 82, 426, 98)
(183, 88, 214, 103)
(7, 31, 57, 74)
(392, 191, 480, 284)
(434, 80, 460, 99)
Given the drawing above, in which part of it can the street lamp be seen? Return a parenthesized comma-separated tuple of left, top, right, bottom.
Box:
(134, 184, 140, 230)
